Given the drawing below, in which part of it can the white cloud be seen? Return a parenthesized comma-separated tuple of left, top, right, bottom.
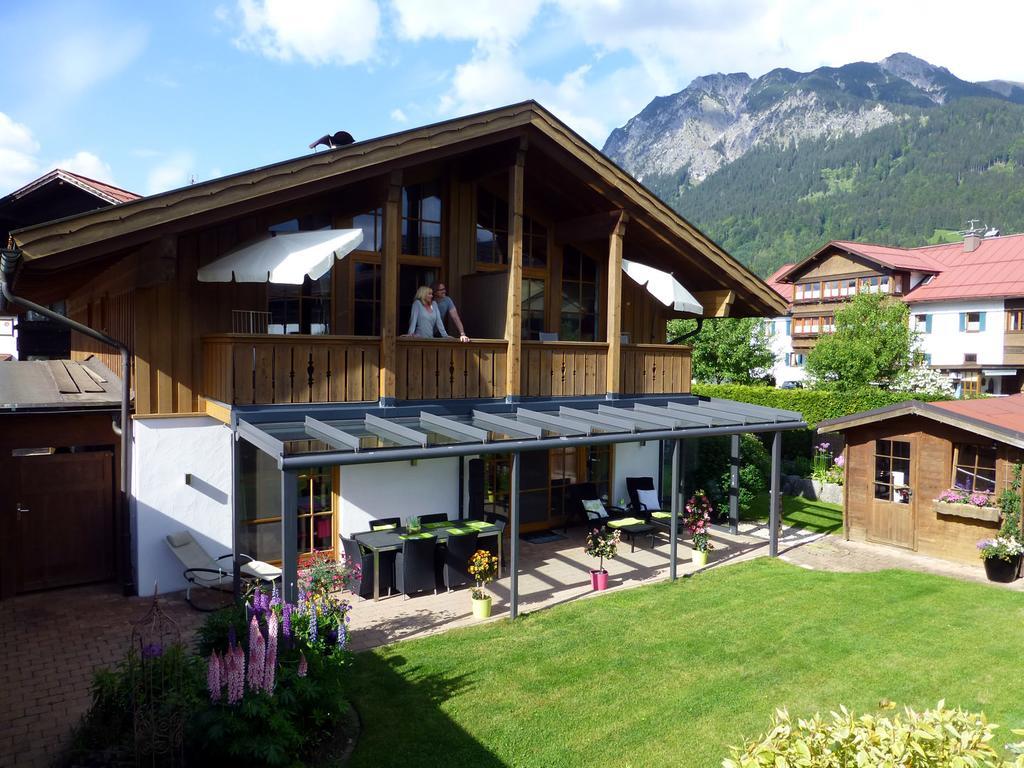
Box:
(0, 113, 41, 192)
(232, 0, 381, 65)
(390, 108, 409, 123)
(392, 0, 543, 43)
(146, 151, 196, 195)
(55, 151, 113, 182)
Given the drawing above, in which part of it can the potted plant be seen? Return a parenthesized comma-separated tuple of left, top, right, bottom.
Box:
(467, 549, 499, 619)
(684, 490, 715, 567)
(977, 536, 1024, 582)
(584, 528, 620, 591)
(934, 488, 1001, 522)
(406, 515, 421, 533)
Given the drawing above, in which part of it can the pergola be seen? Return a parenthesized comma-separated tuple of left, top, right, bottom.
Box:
(231, 395, 806, 615)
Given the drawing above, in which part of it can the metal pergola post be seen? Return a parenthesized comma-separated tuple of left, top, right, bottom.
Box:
(232, 433, 242, 601)
(729, 433, 740, 534)
(769, 430, 782, 557)
(282, 469, 299, 603)
(509, 451, 521, 619)
(669, 439, 681, 580)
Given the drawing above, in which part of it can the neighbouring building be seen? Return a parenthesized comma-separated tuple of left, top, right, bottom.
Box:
(0, 168, 139, 360)
(767, 230, 1024, 394)
(2, 102, 800, 602)
(819, 395, 1024, 565)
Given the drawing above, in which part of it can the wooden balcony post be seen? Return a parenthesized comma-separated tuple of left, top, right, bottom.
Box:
(505, 138, 527, 400)
(380, 170, 402, 405)
(606, 211, 627, 397)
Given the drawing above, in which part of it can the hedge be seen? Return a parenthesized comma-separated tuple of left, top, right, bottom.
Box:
(691, 383, 952, 429)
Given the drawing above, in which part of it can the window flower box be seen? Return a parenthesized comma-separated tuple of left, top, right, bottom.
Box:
(932, 500, 1001, 523)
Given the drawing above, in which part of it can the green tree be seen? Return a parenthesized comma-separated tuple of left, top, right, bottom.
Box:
(805, 293, 917, 389)
(668, 317, 775, 384)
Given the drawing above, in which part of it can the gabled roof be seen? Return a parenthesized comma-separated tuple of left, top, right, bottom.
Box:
(3, 168, 139, 207)
(818, 394, 1024, 450)
(10, 101, 786, 318)
(764, 263, 794, 302)
(779, 240, 945, 281)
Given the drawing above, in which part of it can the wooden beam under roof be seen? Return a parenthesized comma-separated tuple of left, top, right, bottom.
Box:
(693, 290, 736, 318)
(553, 210, 626, 244)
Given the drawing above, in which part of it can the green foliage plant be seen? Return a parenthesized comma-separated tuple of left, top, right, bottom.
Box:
(723, 702, 1023, 768)
(668, 317, 775, 385)
(805, 292, 917, 389)
(584, 528, 620, 572)
(997, 463, 1023, 542)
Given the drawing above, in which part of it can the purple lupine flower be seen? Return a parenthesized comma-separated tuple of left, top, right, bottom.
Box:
(207, 651, 223, 702)
(226, 645, 245, 704)
(263, 611, 278, 693)
(308, 604, 318, 645)
(246, 616, 265, 693)
(337, 616, 347, 649)
(141, 643, 163, 659)
(282, 603, 292, 638)
(297, 651, 308, 678)
(270, 582, 281, 609)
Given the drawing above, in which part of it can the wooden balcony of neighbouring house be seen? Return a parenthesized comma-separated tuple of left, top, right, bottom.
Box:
(200, 334, 691, 406)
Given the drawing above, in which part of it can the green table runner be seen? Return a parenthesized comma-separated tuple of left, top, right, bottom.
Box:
(399, 532, 434, 540)
(422, 520, 452, 530)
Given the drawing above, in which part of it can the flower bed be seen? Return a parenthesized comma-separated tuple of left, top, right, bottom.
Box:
(933, 500, 1001, 523)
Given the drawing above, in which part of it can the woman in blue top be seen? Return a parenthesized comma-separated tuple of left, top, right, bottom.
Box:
(403, 285, 449, 338)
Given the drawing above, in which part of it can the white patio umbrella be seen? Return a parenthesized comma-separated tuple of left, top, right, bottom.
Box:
(622, 259, 703, 315)
(197, 229, 364, 284)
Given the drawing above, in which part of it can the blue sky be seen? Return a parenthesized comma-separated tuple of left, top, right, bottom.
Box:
(2, 0, 1022, 197)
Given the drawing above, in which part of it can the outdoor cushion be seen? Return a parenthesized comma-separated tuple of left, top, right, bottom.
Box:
(651, 511, 672, 520)
(607, 517, 646, 528)
(637, 489, 663, 512)
(241, 560, 282, 582)
(166, 531, 193, 548)
(374, 523, 398, 531)
(582, 499, 608, 520)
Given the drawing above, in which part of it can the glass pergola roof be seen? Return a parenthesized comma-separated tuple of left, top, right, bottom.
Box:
(236, 396, 807, 468)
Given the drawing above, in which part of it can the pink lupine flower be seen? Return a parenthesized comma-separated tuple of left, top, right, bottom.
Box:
(297, 651, 308, 678)
(247, 616, 266, 693)
(263, 611, 278, 693)
(226, 644, 245, 704)
(207, 650, 222, 702)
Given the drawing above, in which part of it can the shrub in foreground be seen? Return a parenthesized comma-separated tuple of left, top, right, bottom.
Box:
(724, 702, 1024, 768)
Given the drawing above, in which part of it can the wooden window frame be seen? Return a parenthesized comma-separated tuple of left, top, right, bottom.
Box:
(401, 181, 443, 260)
(1007, 310, 1024, 332)
(873, 439, 912, 504)
(952, 443, 997, 494)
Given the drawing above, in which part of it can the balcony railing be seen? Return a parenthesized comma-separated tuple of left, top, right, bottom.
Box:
(202, 336, 692, 406)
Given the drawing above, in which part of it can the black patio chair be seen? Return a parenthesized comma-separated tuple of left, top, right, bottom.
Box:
(440, 531, 479, 591)
(626, 476, 675, 525)
(419, 513, 450, 525)
(394, 535, 439, 597)
(565, 482, 627, 530)
(370, 517, 401, 531)
(340, 535, 395, 599)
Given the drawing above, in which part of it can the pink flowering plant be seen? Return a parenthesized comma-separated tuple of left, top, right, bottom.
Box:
(584, 527, 620, 573)
(683, 490, 715, 552)
(811, 442, 844, 485)
(937, 488, 994, 507)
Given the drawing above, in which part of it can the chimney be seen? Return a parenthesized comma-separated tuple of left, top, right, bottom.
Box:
(964, 232, 981, 252)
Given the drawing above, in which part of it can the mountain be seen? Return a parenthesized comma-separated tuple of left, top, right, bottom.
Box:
(603, 54, 1024, 276)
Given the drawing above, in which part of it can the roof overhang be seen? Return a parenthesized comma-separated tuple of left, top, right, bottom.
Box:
(11, 101, 785, 318)
(818, 399, 1024, 450)
(233, 394, 807, 470)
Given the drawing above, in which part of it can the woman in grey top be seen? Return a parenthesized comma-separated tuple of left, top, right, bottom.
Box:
(403, 285, 449, 338)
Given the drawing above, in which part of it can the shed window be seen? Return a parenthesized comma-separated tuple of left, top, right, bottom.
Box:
(874, 439, 911, 504)
(953, 444, 996, 494)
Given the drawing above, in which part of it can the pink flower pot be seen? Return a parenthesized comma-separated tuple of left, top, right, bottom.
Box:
(591, 569, 609, 591)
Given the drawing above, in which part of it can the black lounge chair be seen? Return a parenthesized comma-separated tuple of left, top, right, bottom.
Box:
(440, 531, 479, 591)
(565, 482, 627, 530)
(626, 476, 675, 527)
(340, 535, 395, 599)
(395, 535, 439, 597)
(419, 513, 450, 525)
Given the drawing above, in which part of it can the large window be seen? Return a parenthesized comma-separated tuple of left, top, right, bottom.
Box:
(399, 264, 440, 331)
(1007, 310, 1024, 331)
(561, 246, 599, 341)
(476, 188, 508, 265)
(523, 216, 547, 269)
(402, 182, 442, 258)
(874, 439, 911, 504)
(268, 213, 333, 334)
(353, 262, 381, 336)
(522, 278, 546, 339)
(953, 443, 996, 494)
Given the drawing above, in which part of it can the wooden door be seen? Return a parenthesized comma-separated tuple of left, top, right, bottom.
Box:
(16, 451, 115, 592)
(867, 437, 916, 549)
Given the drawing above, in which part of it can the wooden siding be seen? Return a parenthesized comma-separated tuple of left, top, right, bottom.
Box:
(202, 335, 380, 405)
(68, 290, 135, 375)
(396, 339, 508, 400)
(620, 344, 692, 395)
(520, 341, 607, 397)
(842, 415, 1020, 564)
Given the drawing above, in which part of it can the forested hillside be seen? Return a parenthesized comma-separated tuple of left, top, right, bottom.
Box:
(657, 98, 1024, 276)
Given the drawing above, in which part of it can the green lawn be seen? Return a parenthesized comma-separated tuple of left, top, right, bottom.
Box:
(743, 491, 843, 533)
(347, 559, 1024, 767)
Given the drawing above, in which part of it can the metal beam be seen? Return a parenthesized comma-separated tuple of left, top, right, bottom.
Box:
(509, 451, 521, 620)
(559, 406, 637, 432)
(669, 439, 681, 581)
(237, 419, 285, 463)
(305, 416, 361, 452)
(599, 404, 679, 429)
(634, 402, 715, 427)
(365, 413, 428, 447)
(516, 407, 590, 435)
(769, 430, 782, 557)
(729, 434, 740, 534)
(419, 411, 490, 443)
(282, 469, 298, 603)
(232, 432, 242, 602)
(684, 401, 755, 425)
(472, 409, 543, 438)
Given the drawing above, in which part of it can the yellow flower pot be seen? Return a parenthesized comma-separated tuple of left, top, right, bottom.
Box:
(472, 595, 493, 619)
(692, 549, 709, 568)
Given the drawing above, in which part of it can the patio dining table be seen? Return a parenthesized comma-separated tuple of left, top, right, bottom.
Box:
(354, 519, 506, 601)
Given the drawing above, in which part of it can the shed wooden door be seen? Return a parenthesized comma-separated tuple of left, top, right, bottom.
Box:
(867, 437, 916, 549)
(15, 451, 115, 592)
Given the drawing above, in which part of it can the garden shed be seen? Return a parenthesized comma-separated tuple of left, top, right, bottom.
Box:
(818, 395, 1024, 564)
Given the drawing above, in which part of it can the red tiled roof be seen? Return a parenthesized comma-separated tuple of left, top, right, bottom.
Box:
(764, 264, 793, 302)
(829, 240, 947, 272)
(903, 234, 1024, 303)
(4, 168, 139, 206)
(931, 394, 1024, 435)
(59, 170, 139, 204)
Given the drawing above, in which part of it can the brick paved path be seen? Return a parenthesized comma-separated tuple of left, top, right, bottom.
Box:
(0, 583, 204, 768)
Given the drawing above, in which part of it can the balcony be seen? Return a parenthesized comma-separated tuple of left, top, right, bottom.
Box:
(201, 336, 691, 406)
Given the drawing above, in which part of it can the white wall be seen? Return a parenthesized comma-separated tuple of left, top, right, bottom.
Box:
(0, 315, 16, 359)
(611, 440, 660, 506)
(766, 316, 807, 386)
(338, 458, 459, 537)
(132, 416, 233, 595)
(910, 299, 1005, 367)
